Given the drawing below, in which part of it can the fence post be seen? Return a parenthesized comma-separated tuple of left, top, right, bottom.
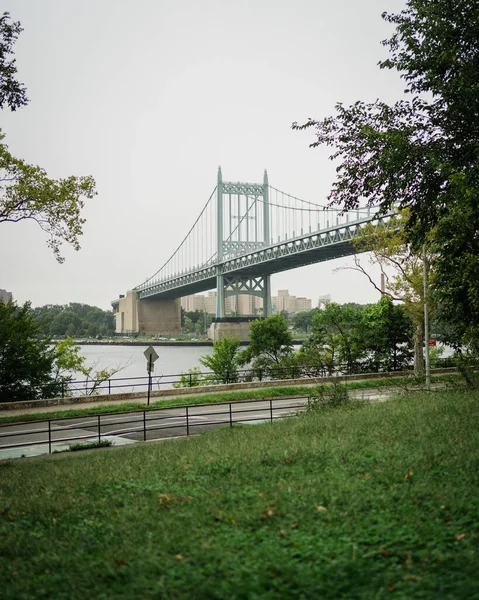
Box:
(108, 379, 111, 395)
(186, 406, 190, 436)
(61, 381, 64, 398)
(48, 420, 52, 454)
(143, 411, 146, 441)
(229, 403, 233, 427)
(98, 415, 101, 443)
(259, 369, 262, 382)
(189, 372, 192, 388)
(270, 398, 273, 423)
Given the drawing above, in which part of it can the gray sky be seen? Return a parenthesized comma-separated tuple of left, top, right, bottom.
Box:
(1, 0, 407, 310)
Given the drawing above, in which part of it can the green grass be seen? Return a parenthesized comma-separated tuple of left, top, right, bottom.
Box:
(68, 439, 114, 452)
(0, 372, 459, 425)
(0, 389, 477, 599)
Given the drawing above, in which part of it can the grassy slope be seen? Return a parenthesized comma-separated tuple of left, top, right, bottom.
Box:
(0, 390, 477, 599)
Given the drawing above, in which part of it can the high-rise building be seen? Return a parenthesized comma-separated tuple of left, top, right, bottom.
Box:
(181, 292, 263, 315)
(0, 289, 12, 304)
(272, 290, 312, 314)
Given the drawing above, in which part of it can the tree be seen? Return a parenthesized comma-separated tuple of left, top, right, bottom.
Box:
(0, 301, 124, 402)
(238, 315, 294, 375)
(361, 296, 413, 372)
(0, 12, 28, 111)
(298, 299, 413, 375)
(348, 211, 429, 375)
(0, 13, 97, 262)
(199, 336, 241, 384)
(33, 303, 115, 337)
(299, 303, 366, 375)
(293, 309, 317, 333)
(0, 134, 97, 262)
(0, 300, 61, 401)
(293, 0, 479, 350)
(53, 336, 127, 395)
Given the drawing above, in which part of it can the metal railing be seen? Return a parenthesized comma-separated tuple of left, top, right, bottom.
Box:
(54, 360, 432, 398)
(0, 396, 309, 456)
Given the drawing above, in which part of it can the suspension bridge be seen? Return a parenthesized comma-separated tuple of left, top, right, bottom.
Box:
(112, 168, 389, 339)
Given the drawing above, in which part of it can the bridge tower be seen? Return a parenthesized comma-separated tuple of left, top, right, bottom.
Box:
(210, 167, 272, 340)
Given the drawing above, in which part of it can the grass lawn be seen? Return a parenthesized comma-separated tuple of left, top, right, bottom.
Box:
(0, 389, 477, 599)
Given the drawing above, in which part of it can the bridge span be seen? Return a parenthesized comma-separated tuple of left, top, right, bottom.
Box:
(112, 168, 390, 339)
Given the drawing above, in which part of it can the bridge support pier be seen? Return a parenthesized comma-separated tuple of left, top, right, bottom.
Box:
(216, 274, 225, 318)
(262, 275, 272, 317)
(208, 318, 257, 342)
(114, 291, 181, 336)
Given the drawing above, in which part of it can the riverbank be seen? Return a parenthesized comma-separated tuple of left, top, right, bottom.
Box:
(61, 338, 306, 347)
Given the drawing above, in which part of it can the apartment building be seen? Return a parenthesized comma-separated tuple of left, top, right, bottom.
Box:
(181, 291, 262, 315)
(272, 290, 312, 314)
(0, 289, 12, 304)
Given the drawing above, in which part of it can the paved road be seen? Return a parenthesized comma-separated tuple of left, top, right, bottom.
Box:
(0, 389, 390, 460)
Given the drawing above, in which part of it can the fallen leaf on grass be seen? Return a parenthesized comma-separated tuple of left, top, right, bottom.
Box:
(316, 505, 327, 512)
(404, 471, 414, 481)
(262, 509, 275, 520)
(291, 522, 299, 529)
(403, 574, 422, 582)
(176, 554, 184, 561)
(456, 533, 467, 541)
(279, 529, 288, 538)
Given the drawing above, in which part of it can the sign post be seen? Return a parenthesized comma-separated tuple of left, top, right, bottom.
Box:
(143, 346, 159, 405)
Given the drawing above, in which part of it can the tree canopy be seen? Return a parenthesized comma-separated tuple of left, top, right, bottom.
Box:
(298, 298, 413, 375)
(293, 0, 479, 351)
(0, 11, 97, 262)
(0, 301, 60, 401)
(0, 12, 28, 111)
(238, 315, 294, 370)
(32, 303, 115, 338)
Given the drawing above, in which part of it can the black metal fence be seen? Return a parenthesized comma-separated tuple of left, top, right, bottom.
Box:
(60, 366, 329, 397)
(57, 357, 457, 398)
(0, 396, 308, 456)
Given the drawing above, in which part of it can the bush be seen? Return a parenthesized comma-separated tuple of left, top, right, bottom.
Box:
(307, 381, 350, 411)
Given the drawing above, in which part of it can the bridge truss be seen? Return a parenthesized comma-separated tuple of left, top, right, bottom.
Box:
(133, 168, 391, 316)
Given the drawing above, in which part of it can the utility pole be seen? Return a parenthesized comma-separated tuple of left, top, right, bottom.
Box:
(423, 245, 431, 390)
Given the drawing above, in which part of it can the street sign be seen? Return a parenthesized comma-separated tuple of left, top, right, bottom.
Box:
(428, 339, 437, 347)
(144, 346, 159, 364)
(144, 346, 159, 404)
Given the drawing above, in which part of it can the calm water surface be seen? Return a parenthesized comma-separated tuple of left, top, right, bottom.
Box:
(78, 345, 214, 381)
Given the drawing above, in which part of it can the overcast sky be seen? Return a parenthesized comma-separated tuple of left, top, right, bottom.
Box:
(1, 0, 407, 310)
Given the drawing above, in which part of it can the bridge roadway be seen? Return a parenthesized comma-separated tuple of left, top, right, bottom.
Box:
(0, 389, 390, 460)
(136, 214, 390, 300)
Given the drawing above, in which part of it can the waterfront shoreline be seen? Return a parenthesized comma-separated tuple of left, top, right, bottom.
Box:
(58, 339, 305, 347)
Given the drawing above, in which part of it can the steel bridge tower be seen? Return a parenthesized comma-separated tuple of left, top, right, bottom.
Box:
(216, 167, 272, 319)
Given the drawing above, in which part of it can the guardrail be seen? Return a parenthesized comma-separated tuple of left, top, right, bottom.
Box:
(0, 396, 309, 456)
(56, 359, 460, 398)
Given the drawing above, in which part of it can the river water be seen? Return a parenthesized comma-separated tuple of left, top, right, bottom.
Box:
(77, 344, 214, 381)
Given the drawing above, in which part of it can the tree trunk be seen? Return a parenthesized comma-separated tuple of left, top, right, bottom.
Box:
(414, 322, 424, 377)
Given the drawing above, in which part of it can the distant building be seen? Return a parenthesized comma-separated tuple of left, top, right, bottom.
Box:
(181, 292, 262, 316)
(317, 293, 331, 308)
(0, 289, 12, 304)
(272, 290, 312, 314)
(182, 289, 312, 317)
